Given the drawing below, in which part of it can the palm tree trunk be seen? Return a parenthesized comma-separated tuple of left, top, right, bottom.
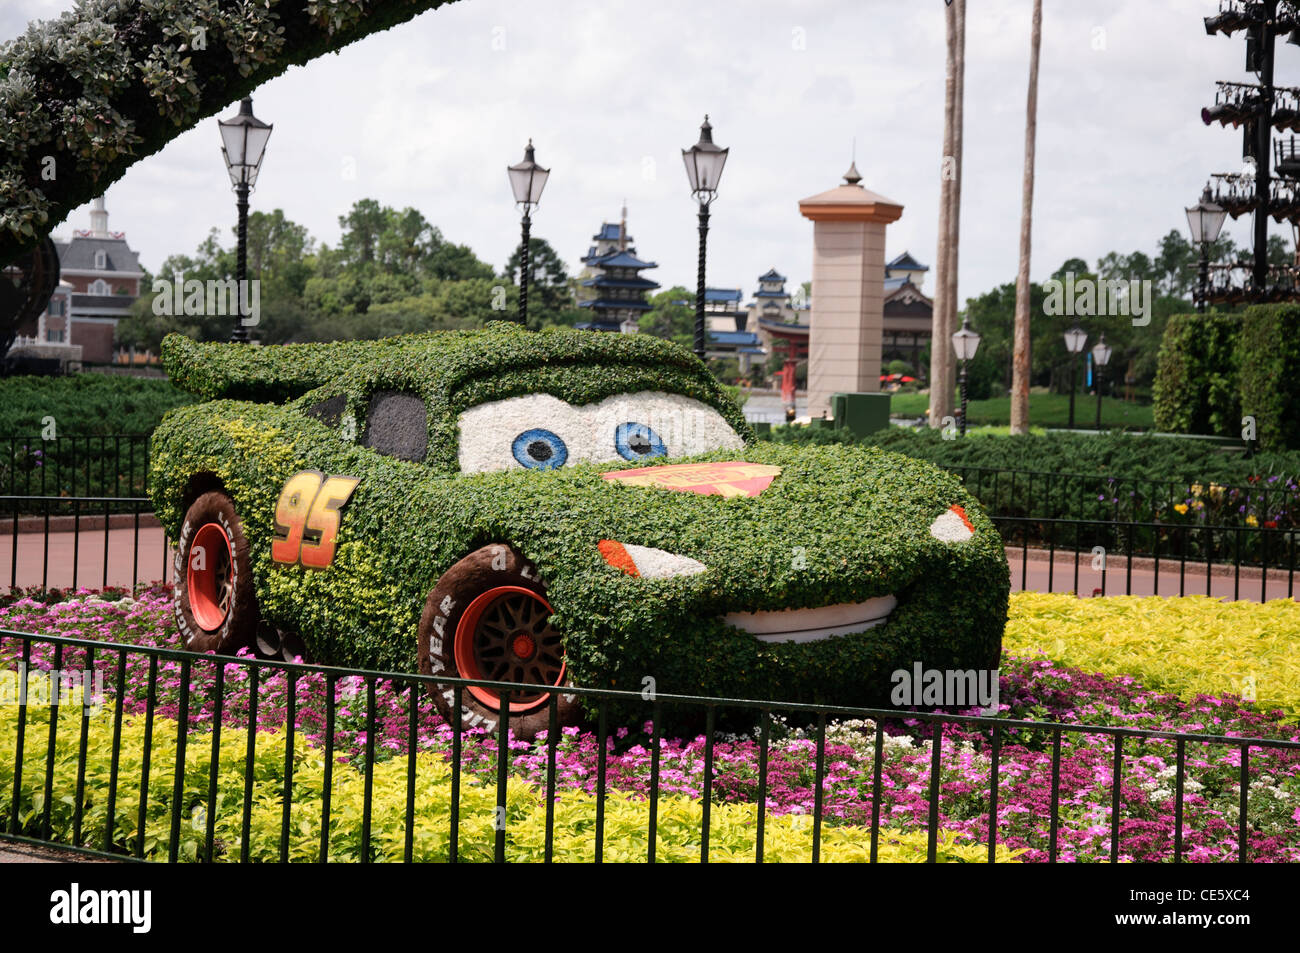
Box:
(946, 0, 965, 416)
(929, 0, 960, 427)
(1010, 0, 1042, 435)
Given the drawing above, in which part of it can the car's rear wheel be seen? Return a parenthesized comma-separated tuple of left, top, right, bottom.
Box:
(419, 544, 581, 739)
(175, 491, 258, 654)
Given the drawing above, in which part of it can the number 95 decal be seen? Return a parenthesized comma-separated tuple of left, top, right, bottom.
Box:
(272, 471, 361, 569)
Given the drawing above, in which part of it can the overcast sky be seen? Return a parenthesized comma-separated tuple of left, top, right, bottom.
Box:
(6, 0, 1296, 303)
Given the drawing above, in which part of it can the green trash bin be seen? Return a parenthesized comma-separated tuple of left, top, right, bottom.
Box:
(831, 392, 891, 439)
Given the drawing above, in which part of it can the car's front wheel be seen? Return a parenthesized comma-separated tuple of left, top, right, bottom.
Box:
(174, 490, 259, 654)
(418, 544, 581, 739)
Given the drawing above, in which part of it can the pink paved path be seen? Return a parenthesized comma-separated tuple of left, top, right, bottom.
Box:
(0, 526, 1295, 601)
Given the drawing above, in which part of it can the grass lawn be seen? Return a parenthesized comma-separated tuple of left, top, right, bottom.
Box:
(888, 390, 1154, 430)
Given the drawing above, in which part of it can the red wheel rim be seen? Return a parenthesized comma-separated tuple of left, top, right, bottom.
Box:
(454, 585, 565, 714)
(188, 522, 233, 632)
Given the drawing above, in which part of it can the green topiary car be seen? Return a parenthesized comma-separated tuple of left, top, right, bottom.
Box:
(149, 325, 1009, 735)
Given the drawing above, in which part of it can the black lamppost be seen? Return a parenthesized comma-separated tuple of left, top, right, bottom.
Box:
(1185, 187, 1227, 313)
(951, 316, 981, 436)
(1092, 333, 1112, 431)
(217, 97, 272, 343)
(682, 116, 728, 360)
(1064, 324, 1087, 429)
(507, 139, 550, 327)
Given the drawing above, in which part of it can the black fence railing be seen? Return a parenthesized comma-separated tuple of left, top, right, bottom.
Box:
(2, 628, 1295, 863)
(994, 515, 1299, 600)
(0, 496, 170, 594)
(950, 464, 1300, 532)
(0, 435, 151, 503)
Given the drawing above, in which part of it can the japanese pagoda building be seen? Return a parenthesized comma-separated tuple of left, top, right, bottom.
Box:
(576, 208, 659, 333)
(881, 251, 934, 374)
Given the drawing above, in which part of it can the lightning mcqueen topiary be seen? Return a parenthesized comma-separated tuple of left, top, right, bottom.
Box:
(149, 325, 1009, 735)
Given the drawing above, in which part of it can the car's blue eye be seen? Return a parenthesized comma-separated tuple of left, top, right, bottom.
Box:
(615, 422, 667, 460)
(512, 429, 568, 469)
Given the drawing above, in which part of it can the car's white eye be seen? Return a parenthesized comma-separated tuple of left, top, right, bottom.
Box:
(594, 392, 743, 461)
(458, 395, 590, 474)
(457, 391, 743, 474)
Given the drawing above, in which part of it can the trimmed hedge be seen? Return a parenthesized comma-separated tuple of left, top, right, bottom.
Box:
(1151, 312, 1241, 438)
(0, 374, 193, 436)
(0, 0, 459, 266)
(149, 327, 1009, 723)
(1240, 303, 1300, 452)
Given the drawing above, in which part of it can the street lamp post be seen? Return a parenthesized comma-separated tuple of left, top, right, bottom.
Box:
(951, 316, 981, 436)
(1092, 333, 1112, 431)
(217, 97, 272, 343)
(1185, 186, 1227, 313)
(507, 139, 550, 327)
(682, 115, 729, 360)
(1063, 324, 1088, 430)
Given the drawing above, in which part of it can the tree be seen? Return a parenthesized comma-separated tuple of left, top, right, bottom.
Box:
(1010, 0, 1043, 435)
(930, 0, 964, 427)
(639, 286, 695, 349)
(504, 237, 572, 326)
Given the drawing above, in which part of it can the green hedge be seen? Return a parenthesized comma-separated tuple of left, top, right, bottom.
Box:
(1151, 312, 1241, 438)
(0, 374, 193, 436)
(1240, 303, 1300, 452)
(149, 327, 1009, 723)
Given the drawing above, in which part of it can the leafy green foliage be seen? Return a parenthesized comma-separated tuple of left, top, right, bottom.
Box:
(0, 0, 461, 266)
(770, 424, 1300, 486)
(1240, 303, 1300, 451)
(149, 327, 1008, 721)
(1151, 312, 1241, 437)
(0, 374, 194, 436)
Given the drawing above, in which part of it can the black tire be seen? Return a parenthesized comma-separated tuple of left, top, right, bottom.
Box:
(418, 544, 581, 739)
(174, 490, 258, 654)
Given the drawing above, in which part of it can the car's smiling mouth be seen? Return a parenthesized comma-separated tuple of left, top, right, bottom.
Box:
(721, 596, 898, 644)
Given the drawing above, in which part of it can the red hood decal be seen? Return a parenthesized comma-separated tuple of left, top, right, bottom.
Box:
(601, 461, 782, 498)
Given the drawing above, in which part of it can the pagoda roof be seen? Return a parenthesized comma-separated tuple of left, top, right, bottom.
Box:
(887, 251, 928, 271)
(708, 330, 761, 345)
(587, 250, 657, 270)
(580, 275, 660, 290)
(754, 290, 788, 298)
(578, 298, 655, 312)
(705, 287, 743, 303)
(758, 316, 809, 337)
(593, 223, 624, 241)
(758, 268, 786, 282)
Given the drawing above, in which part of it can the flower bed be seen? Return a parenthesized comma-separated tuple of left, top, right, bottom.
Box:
(1, 589, 1298, 862)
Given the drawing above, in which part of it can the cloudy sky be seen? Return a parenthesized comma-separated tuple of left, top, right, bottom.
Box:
(5, 0, 1297, 302)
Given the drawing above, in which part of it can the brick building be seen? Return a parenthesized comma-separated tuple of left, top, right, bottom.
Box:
(13, 197, 144, 365)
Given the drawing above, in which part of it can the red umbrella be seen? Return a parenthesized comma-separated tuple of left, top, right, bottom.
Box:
(899, 375, 916, 383)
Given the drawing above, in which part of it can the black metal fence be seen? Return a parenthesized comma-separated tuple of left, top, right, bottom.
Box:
(0, 496, 169, 594)
(0, 435, 151, 503)
(996, 515, 1299, 600)
(1, 628, 1294, 863)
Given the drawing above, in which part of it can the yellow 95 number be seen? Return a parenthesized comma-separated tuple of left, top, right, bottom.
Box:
(271, 470, 361, 569)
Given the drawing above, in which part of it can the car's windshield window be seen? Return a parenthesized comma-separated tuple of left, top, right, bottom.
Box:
(304, 394, 346, 428)
(363, 391, 429, 463)
(456, 390, 743, 474)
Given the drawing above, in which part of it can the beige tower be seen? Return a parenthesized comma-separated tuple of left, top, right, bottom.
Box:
(798, 163, 903, 418)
